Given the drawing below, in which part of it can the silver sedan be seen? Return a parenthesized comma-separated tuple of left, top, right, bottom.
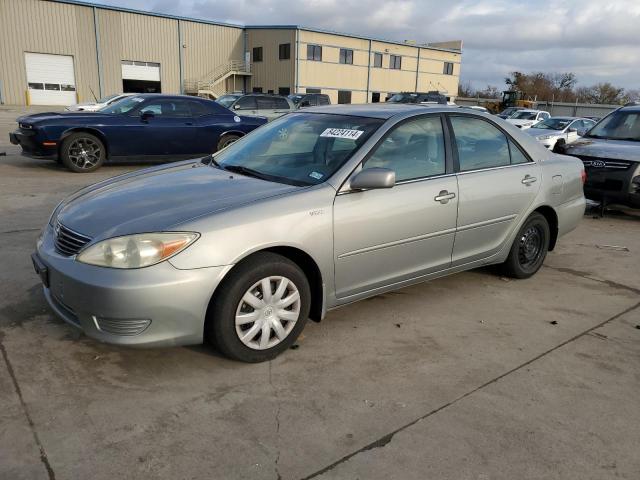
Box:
(33, 105, 586, 362)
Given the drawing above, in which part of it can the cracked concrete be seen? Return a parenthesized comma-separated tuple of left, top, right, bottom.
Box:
(1, 124, 639, 479)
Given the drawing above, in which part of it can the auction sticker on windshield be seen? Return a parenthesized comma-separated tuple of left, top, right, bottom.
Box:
(320, 128, 364, 140)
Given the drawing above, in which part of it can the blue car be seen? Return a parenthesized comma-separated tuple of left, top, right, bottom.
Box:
(10, 94, 267, 172)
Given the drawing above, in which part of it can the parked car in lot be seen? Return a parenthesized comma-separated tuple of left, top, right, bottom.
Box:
(525, 116, 596, 150)
(386, 91, 447, 105)
(506, 109, 551, 129)
(65, 93, 134, 112)
(559, 104, 640, 209)
(288, 93, 331, 108)
(217, 93, 295, 121)
(10, 94, 267, 172)
(32, 105, 585, 362)
(497, 106, 525, 119)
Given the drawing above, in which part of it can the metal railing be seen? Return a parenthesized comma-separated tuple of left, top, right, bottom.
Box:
(184, 60, 251, 95)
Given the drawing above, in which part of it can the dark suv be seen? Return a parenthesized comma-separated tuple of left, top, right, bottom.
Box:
(560, 104, 640, 209)
(386, 91, 447, 105)
(287, 93, 331, 108)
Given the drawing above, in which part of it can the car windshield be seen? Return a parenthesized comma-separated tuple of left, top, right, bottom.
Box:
(97, 94, 120, 103)
(98, 95, 146, 114)
(212, 113, 384, 186)
(533, 118, 571, 130)
(511, 111, 537, 120)
(586, 111, 640, 141)
(216, 95, 241, 108)
(500, 108, 519, 117)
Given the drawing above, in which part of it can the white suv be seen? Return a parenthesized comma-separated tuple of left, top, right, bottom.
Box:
(506, 109, 551, 129)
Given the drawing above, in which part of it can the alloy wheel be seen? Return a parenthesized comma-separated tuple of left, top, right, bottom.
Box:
(235, 276, 301, 350)
(68, 138, 102, 169)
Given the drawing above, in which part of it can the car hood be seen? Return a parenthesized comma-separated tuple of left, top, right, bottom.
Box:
(507, 119, 537, 127)
(56, 161, 300, 239)
(563, 137, 640, 161)
(526, 128, 562, 137)
(18, 111, 111, 124)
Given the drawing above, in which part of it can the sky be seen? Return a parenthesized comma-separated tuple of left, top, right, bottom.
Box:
(95, 0, 640, 91)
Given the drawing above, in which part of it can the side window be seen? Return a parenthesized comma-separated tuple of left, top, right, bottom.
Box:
(273, 97, 291, 109)
(235, 96, 257, 110)
(450, 116, 510, 171)
(509, 139, 530, 164)
(256, 97, 276, 110)
(140, 100, 190, 117)
(318, 96, 330, 106)
(363, 116, 446, 182)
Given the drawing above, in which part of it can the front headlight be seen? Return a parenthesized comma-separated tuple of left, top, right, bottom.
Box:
(537, 135, 553, 140)
(77, 232, 199, 269)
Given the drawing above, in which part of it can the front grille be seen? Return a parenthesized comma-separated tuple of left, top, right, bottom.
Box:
(54, 222, 92, 256)
(579, 156, 634, 170)
(95, 317, 151, 336)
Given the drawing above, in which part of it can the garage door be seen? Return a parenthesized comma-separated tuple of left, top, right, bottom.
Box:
(25, 53, 77, 106)
(121, 61, 161, 93)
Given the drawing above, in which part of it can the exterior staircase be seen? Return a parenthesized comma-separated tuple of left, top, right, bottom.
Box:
(184, 60, 252, 99)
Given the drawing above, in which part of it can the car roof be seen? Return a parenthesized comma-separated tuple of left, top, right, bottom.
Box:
(126, 93, 214, 103)
(620, 104, 640, 112)
(304, 104, 466, 119)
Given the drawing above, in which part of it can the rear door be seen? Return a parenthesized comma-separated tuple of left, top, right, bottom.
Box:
(232, 96, 258, 117)
(447, 114, 540, 265)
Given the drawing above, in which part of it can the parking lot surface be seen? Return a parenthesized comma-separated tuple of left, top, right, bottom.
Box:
(1, 109, 639, 479)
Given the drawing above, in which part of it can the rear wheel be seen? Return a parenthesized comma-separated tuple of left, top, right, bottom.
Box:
(501, 212, 550, 279)
(60, 132, 105, 172)
(216, 133, 241, 151)
(206, 252, 311, 362)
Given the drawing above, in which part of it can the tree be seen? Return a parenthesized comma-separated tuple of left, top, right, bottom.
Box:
(580, 83, 625, 104)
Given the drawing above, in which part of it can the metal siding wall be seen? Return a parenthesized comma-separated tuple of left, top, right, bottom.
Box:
(96, 9, 123, 96)
(246, 29, 295, 93)
(0, 0, 99, 104)
(182, 21, 244, 81)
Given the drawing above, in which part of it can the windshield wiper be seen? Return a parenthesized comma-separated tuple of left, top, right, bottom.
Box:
(222, 164, 272, 181)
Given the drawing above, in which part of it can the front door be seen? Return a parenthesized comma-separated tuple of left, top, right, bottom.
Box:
(333, 115, 458, 299)
(447, 115, 540, 265)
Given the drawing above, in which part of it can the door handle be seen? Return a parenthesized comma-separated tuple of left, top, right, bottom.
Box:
(185, 122, 193, 125)
(434, 190, 456, 204)
(522, 175, 537, 186)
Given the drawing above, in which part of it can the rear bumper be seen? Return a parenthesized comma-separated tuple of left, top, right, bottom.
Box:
(34, 224, 231, 347)
(10, 129, 57, 158)
(556, 195, 587, 238)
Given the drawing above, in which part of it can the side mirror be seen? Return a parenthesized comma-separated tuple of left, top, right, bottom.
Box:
(350, 168, 395, 190)
(140, 110, 155, 121)
(299, 100, 311, 108)
(233, 104, 241, 110)
(568, 127, 578, 133)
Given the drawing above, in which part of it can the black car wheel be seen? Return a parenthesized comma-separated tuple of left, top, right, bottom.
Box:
(501, 212, 550, 279)
(60, 133, 105, 173)
(216, 133, 241, 151)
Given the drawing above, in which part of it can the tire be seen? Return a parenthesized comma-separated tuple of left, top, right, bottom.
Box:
(553, 138, 566, 153)
(206, 252, 311, 363)
(501, 212, 550, 279)
(60, 132, 105, 173)
(216, 133, 241, 151)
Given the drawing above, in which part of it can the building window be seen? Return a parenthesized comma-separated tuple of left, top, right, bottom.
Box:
(390, 55, 402, 70)
(443, 62, 454, 75)
(306, 88, 321, 93)
(279, 43, 291, 60)
(278, 87, 291, 95)
(307, 44, 322, 61)
(253, 47, 263, 62)
(339, 48, 353, 64)
(252, 87, 263, 93)
(371, 92, 380, 103)
(373, 52, 383, 68)
(338, 90, 352, 104)
(267, 89, 274, 94)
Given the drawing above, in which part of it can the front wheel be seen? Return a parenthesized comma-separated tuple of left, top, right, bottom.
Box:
(206, 252, 311, 362)
(501, 212, 550, 279)
(216, 133, 241, 151)
(60, 132, 105, 172)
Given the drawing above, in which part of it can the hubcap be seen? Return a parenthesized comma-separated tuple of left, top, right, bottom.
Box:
(518, 225, 544, 269)
(235, 276, 301, 350)
(68, 138, 101, 169)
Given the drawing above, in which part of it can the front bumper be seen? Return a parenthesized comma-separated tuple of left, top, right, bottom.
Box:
(584, 168, 640, 209)
(34, 224, 231, 347)
(10, 129, 58, 158)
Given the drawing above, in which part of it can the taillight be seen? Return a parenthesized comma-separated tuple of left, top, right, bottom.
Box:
(581, 169, 587, 184)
